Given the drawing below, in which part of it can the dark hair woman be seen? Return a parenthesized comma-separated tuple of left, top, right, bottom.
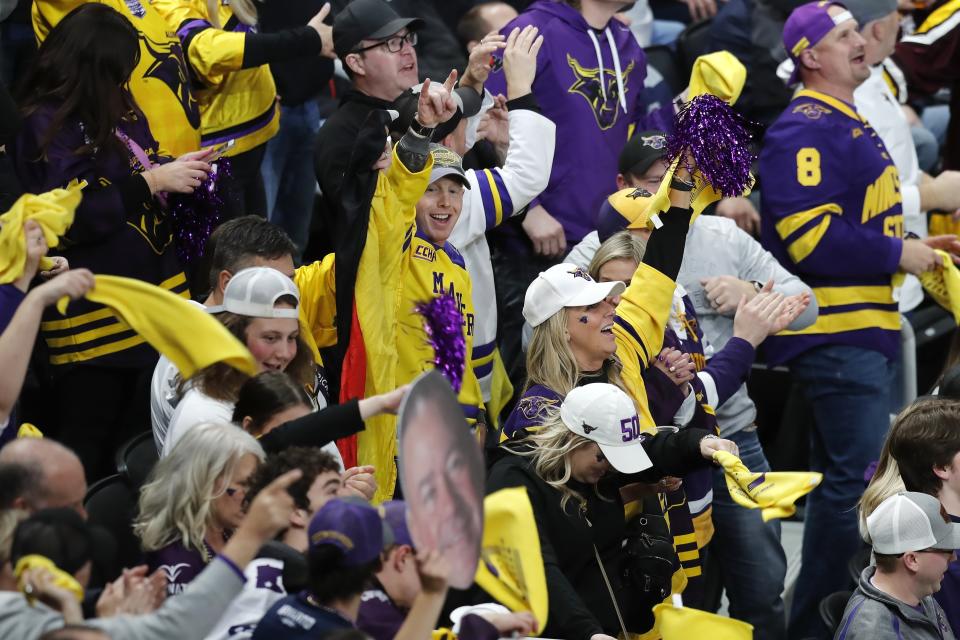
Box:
(12, 4, 214, 480)
(232, 370, 408, 456)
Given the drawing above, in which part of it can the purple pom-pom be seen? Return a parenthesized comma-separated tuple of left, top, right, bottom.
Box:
(667, 94, 757, 198)
(167, 159, 231, 264)
(416, 294, 467, 393)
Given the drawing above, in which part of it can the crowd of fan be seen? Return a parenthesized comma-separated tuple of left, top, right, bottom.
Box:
(3, 0, 960, 638)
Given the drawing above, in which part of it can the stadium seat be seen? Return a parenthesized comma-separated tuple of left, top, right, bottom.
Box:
(819, 590, 852, 635)
(115, 430, 159, 489)
(847, 546, 872, 586)
(85, 473, 144, 571)
(676, 18, 716, 79)
(645, 45, 686, 96)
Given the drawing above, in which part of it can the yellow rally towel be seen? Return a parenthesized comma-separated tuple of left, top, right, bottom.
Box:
(714, 450, 821, 522)
(647, 51, 749, 226)
(474, 487, 548, 634)
(14, 555, 85, 604)
(56, 275, 257, 379)
(0, 182, 83, 283)
(919, 249, 960, 324)
(17, 423, 43, 439)
(654, 603, 753, 639)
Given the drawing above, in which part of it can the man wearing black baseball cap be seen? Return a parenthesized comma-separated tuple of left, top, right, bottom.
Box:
(314, 0, 424, 239)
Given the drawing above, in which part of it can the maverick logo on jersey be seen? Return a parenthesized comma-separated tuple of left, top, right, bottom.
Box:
(641, 134, 667, 149)
(141, 34, 201, 129)
(793, 102, 832, 120)
(432, 272, 475, 336)
(566, 54, 635, 130)
(626, 187, 653, 200)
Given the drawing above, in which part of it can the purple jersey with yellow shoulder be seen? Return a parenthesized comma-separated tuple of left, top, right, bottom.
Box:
(759, 89, 904, 365)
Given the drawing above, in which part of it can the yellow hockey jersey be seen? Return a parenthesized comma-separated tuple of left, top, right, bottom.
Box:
(292, 149, 432, 503)
(397, 230, 485, 425)
(33, 0, 201, 157)
(152, 0, 279, 156)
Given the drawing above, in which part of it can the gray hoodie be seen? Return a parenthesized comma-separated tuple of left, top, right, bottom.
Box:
(835, 566, 955, 640)
(0, 556, 244, 640)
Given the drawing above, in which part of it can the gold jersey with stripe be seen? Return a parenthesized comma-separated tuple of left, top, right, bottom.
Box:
(33, 0, 202, 157)
(152, 0, 279, 156)
(397, 230, 485, 424)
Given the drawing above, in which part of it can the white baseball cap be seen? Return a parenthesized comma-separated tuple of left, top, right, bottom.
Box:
(559, 383, 652, 474)
(207, 267, 300, 319)
(867, 492, 960, 555)
(522, 263, 626, 328)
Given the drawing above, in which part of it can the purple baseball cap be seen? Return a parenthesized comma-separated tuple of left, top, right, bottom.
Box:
(380, 500, 415, 547)
(783, 1, 855, 85)
(308, 498, 393, 566)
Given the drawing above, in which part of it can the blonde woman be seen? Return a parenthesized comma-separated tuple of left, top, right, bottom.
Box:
(137, 422, 265, 595)
(503, 186, 805, 440)
(585, 230, 797, 607)
(488, 383, 737, 639)
(151, 0, 336, 219)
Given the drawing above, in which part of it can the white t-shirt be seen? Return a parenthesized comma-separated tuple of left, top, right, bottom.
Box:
(151, 299, 207, 453)
(162, 387, 235, 456)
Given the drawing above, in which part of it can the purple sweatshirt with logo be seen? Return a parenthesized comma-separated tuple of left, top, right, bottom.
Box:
(485, 0, 648, 247)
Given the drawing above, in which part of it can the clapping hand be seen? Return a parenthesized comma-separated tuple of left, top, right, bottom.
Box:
(461, 31, 505, 92)
(502, 25, 543, 100)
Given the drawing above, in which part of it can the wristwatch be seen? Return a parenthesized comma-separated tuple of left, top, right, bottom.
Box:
(670, 176, 695, 192)
(751, 280, 764, 293)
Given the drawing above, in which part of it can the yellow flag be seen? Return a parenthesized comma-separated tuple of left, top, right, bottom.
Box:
(714, 450, 821, 521)
(0, 182, 83, 284)
(474, 487, 548, 634)
(647, 51, 749, 226)
(16, 423, 44, 439)
(654, 603, 753, 639)
(14, 555, 84, 604)
(56, 275, 257, 379)
(919, 250, 960, 324)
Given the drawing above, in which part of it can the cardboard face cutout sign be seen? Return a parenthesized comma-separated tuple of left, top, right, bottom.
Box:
(397, 370, 484, 589)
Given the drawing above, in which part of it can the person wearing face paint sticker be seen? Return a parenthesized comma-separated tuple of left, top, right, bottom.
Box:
(488, 383, 738, 639)
(501, 168, 697, 442)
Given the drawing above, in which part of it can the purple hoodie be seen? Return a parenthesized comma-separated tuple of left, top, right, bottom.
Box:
(485, 0, 647, 247)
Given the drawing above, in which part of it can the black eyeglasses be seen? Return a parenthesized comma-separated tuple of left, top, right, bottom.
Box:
(353, 31, 417, 54)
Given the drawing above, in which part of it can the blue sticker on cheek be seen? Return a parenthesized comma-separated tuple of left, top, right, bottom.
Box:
(579, 316, 588, 324)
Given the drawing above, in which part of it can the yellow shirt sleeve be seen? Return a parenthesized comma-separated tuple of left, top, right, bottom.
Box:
(32, 0, 83, 42)
(614, 263, 677, 431)
(152, 0, 246, 87)
(294, 253, 338, 352)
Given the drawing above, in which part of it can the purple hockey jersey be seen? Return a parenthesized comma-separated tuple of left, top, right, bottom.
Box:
(485, 0, 647, 246)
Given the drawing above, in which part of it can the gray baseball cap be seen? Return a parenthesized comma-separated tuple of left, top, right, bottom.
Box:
(867, 492, 960, 555)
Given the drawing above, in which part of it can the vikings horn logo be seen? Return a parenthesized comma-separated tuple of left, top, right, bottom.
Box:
(140, 34, 201, 129)
(566, 54, 635, 130)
